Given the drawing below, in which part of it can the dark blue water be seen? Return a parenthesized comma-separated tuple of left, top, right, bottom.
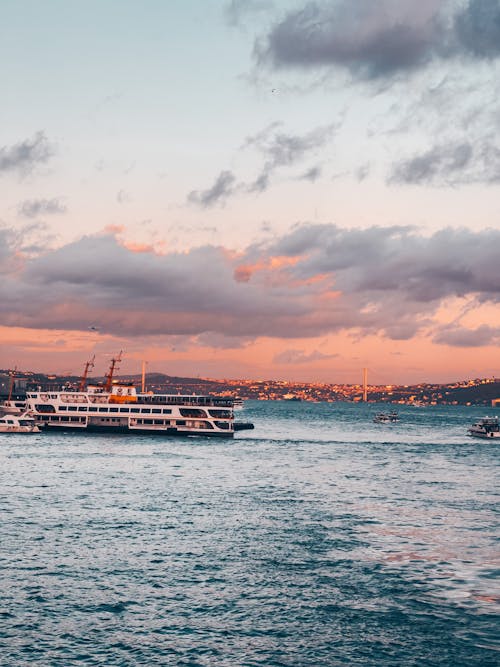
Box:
(0, 402, 498, 666)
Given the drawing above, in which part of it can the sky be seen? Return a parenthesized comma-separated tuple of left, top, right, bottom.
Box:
(1, 0, 499, 384)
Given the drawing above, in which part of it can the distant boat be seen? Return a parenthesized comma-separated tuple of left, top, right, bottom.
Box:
(373, 411, 399, 424)
(0, 412, 40, 433)
(467, 416, 500, 439)
(283, 394, 301, 401)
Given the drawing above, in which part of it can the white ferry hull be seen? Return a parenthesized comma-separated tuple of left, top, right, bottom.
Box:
(0, 426, 40, 433)
(40, 422, 233, 437)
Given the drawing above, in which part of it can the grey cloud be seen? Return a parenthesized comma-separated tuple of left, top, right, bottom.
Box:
(355, 163, 370, 181)
(299, 165, 322, 181)
(0, 132, 54, 177)
(433, 324, 500, 347)
(389, 140, 500, 185)
(265, 224, 500, 303)
(455, 0, 500, 58)
(188, 170, 237, 208)
(0, 224, 498, 344)
(18, 198, 67, 218)
(256, 0, 445, 78)
(273, 348, 337, 364)
(190, 122, 335, 202)
(196, 332, 252, 349)
(389, 142, 473, 184)
(247, 123, 335, 168)
(247, 122, 336, 191)
(255, 0, 500, 81)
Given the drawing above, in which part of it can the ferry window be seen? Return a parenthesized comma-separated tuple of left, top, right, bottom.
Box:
(162, 409, 172, 414)
(78, 406, 87, 411)
(68, 406, 77, 411)
(152, 409, 161, 414)
(61, 416, 69, 422)
(88, 407, 97, 412)
(176, 420, 186, 426)
(98, 407, 108, 412)
(141, 409, 151, 414)
(131, 408, 140, 413)
(154, 419, 163, 425)
(109, 408, 119, 413)
(60, 406, 67, 411)
(119, 408, 129, 413)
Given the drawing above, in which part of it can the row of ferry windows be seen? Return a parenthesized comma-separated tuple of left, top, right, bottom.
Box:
(57, 406, 172, 414)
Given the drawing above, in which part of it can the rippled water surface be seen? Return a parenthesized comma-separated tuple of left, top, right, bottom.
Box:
(0, 402, 498, 666)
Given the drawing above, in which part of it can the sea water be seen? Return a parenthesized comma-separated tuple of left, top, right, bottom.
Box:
(0, 402, 498, 666)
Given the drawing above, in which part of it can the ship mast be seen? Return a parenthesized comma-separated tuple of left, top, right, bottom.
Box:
(104, 351, 122, 391)
(78, 355, 95, 392)
(7, 367, 16, 401)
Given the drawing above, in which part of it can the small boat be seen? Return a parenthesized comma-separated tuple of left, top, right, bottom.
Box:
(0, 412, 40, 433)
(467, 416, 500, 439)
(373, 411, 399, 424)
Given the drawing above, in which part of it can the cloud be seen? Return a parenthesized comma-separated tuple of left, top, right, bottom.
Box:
(246, 122, 336, 191)
(188, 122, 336, 203)
(454, 0, 500, 59)
(18, 198, 67, 218)
(187, 170, 237, 207)
(389, 140, 500, 185)
(273, 348, 338, 364)
(254, 0, 500, 81)
(0, 224, 498, 345)
(299, 165, 322, 182)
(255, 0, 446, 78)
(262, 224, 500, 303)
(433, 324, 500, 347)
(225, 0, 272, 26)
(0, 132, 54, 177)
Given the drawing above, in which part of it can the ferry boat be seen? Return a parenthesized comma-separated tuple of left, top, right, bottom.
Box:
(0, 413, 40, 433)
(467, 416, 500, 439)
(23, 355, 238, 438)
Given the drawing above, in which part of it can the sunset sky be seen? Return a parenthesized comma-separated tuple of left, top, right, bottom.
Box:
(1, 0, 499, 384)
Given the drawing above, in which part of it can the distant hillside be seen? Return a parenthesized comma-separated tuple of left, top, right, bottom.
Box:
(437, 381, 500, 405)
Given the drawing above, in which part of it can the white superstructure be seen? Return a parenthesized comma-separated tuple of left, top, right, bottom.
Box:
(0, 412, 40, 433)
(467, 416, 500, 439)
